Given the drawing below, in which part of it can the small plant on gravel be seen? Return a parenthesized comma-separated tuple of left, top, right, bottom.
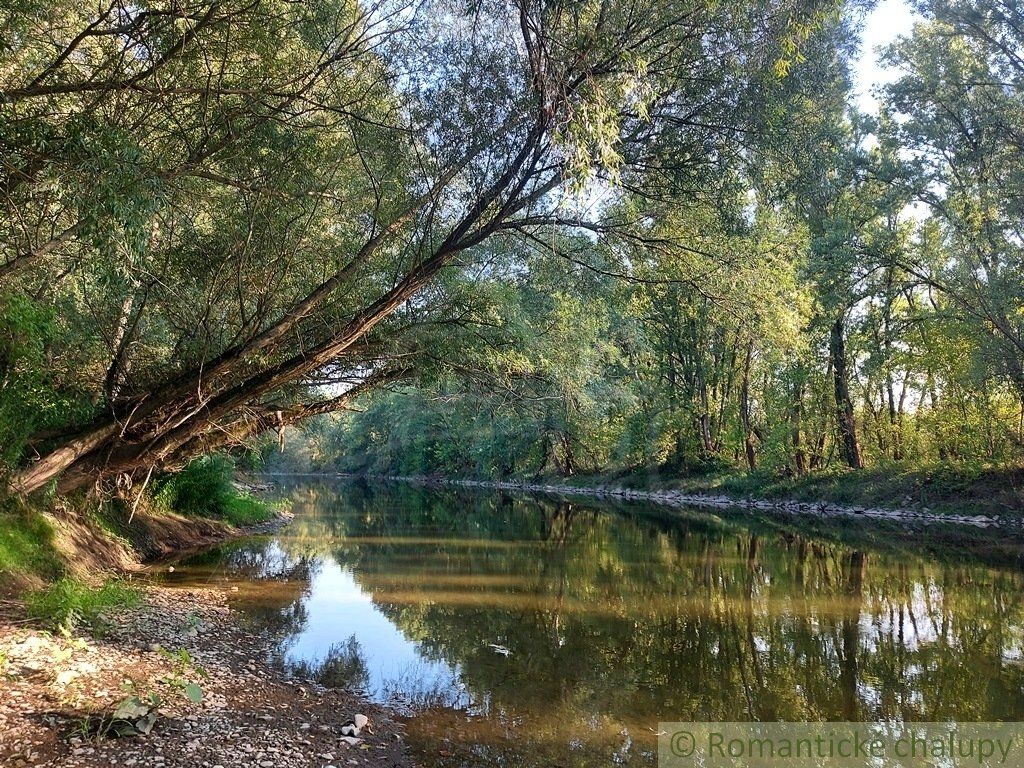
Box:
(158, 646, 207, 704)
(25, 578, 142, 636)
(83, 679, 164, 739)
(82, 653, 207, 743)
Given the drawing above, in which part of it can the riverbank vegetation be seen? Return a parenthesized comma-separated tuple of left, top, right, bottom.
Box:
(0, 463, 278, 593)
(0, 502, 62, 585)
(2, 0, 1022, 526)
(550, 463, 1024, 518)
(268, 0, 1024, 511)
(152, 456, 281, 527)
(25, 577, 142, 635)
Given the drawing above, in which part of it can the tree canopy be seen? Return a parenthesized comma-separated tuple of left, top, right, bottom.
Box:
(2, 0, 1022, 496)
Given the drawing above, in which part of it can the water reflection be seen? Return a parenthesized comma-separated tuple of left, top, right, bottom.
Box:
(169, 480, 1024, 768)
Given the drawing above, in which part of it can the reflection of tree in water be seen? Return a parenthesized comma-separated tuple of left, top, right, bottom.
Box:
(275, 479, 554, 545)
(179, 539, 320, 637)
(279, 634, 371, 693)
(183, 481, 1024, 768)
(310, 484, 1024, 726)
(379, 662, 467, 712)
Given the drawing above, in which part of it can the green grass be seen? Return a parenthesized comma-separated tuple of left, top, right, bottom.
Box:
(0, 500, 62, 585)
(25, 578, 142, 635)
(154, 455, 278, 526)
(683, 463, 1024, 516)
(221, 493, 278, 526)
(82, 499, 135, 545)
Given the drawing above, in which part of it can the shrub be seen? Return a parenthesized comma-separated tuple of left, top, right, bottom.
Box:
(154, 455, 277, 526)
(154, 455, 235, 517)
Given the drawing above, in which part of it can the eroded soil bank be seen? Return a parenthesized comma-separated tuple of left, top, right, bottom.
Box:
(0, 586, 415, 768)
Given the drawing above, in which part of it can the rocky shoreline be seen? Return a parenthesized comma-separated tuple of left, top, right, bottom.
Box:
(0, 586, 416, 768)
(384, 475, 1007, 529)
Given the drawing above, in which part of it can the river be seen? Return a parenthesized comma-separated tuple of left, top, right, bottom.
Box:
(165, 479, 1024, 767)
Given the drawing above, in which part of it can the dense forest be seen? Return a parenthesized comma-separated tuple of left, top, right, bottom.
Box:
(2, 0, 1023, 500)
(285, 0, 1024, 488)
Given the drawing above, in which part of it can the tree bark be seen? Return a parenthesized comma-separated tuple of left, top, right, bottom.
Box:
(740, 341, 757, 470)
(830, 316, 864, 469)
(790, 378, 807, 475)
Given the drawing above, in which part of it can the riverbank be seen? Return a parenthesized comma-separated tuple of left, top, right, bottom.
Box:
(379, 466, 1023, 528)
(0, 585, 414, 768)
(0, 474, 419, 767)
(0, 472, 289, 598)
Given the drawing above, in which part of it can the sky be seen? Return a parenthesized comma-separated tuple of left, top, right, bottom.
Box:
(851, 0, 919, 113)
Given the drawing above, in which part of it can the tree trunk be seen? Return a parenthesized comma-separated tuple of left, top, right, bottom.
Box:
(10, 119, 551, 496)
(740, 341, 757, 470)
(790, 378, 807, 475)
(830, 317, 864, 469)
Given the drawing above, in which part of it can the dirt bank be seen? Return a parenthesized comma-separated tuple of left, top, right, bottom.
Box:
(1, 491, 293, 600)
(0, 586, 415, 768)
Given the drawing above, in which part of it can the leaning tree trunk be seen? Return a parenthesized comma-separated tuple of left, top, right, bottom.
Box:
(10, 116, 552, 496)
(830, 317, 864, 469)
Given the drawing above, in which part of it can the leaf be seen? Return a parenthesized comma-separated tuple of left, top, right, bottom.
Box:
(135, 712, 158, 735)
(107, 719, 141, 738)
(184, 683, 203, 703)
(112, 696, 151, 721)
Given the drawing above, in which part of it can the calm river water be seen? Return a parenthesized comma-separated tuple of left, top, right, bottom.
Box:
(167, 479, 1024, 767)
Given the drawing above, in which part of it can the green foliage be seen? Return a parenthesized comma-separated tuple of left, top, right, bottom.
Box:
(0, 0, 842, 496)
(222, 495, 280, 527)
(157, 646, 207, 704)
(101, 688, 163, 739)
(154, 456, 236, 517)
(25, 578, 141, 636)
(285, 0, 1024, 494)
(883, 1, 1024, 407)
(697, 463, 1024, 517)
(153, 456, 277, 526)
(0, 294, 92, 470)
(0, 0, 1021, 506)
(0, 501, 61, 583)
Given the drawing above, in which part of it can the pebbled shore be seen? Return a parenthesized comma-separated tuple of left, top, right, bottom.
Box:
(0, 587, 415, 768)
(387, 475, 1008, 529)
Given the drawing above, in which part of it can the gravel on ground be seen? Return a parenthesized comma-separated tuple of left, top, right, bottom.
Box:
(0, 587, 415, 768)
